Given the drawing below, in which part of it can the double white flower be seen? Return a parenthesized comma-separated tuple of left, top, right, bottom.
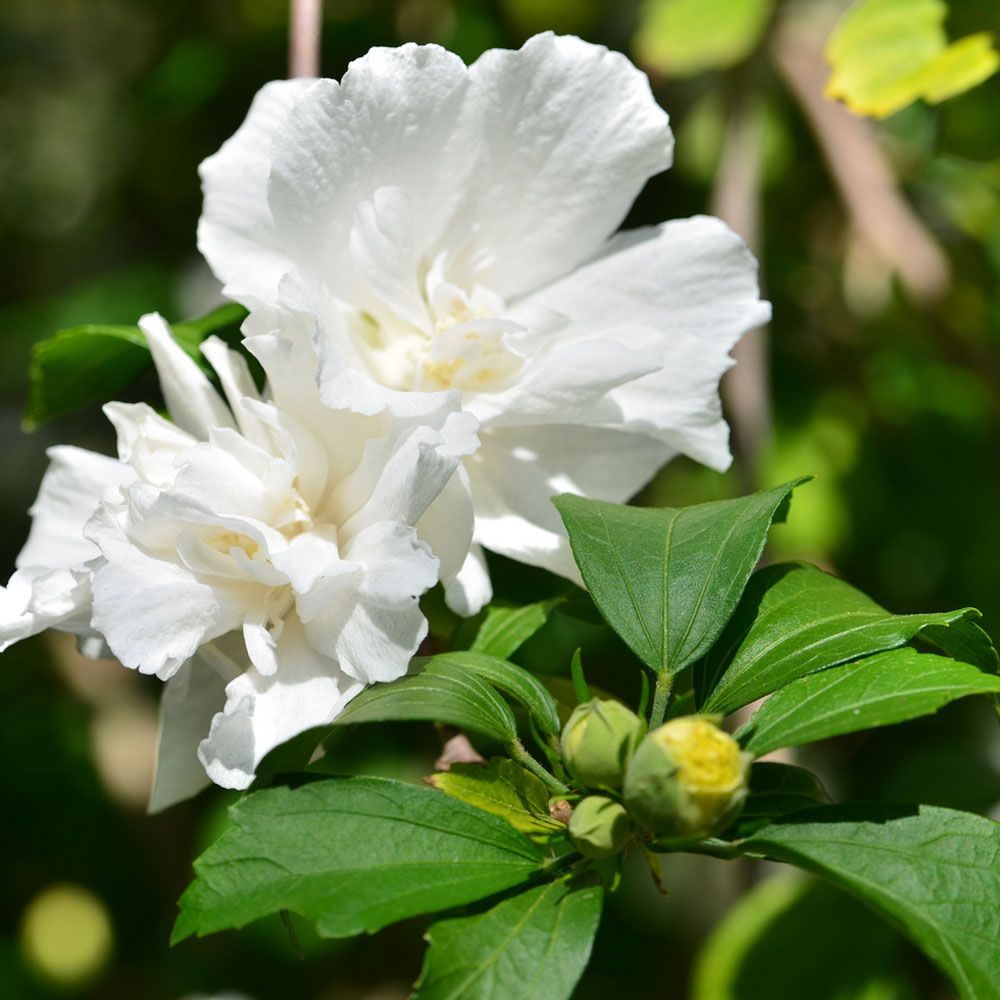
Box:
(200, 32, 770, 612)
(2, 32, 768, 807)
(2, 315, 476, 807)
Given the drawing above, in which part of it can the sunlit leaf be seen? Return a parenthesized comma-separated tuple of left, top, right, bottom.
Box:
(427, 758, 565, 837)
(825, 0, 999, 119)
(634, 0, 773, 77)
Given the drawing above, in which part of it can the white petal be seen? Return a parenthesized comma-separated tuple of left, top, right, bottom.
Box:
(200, 336, 271, 449)
(267, 46, 474, 282)
(336, 409, 479, 539)
(139, 313, 236, 440)
(148, 655, 229, 813)
(198, 612, 362, 790)
(198, 78, 314, 304)
(0, 565, 95, 652)
(467, 424, 674, 580)
(17, 445, 133, 570)
(518, 216, 770, 470)
(349, 187, 430, 330)
(466, 336, 661, 430)
(103, 402, 197, 488)
(444, 543, 492, 617)
(305, 521, 438, 684)
(415, 463, 476, 601)
(87, 504, 263, 679)
(443, 32, 673, 299)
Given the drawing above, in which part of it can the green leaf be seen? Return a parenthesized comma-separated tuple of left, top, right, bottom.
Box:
(727, 762, 830, 838)
(825, 0, 999, 119)
(692, 874, 910, 1000)
(741, 804, 1000, 1000)
(335, 659, 518, 745)
(697, 561, 978, 715)
(414, 873, 603, 1000)
(633, 0, 773, 78)
(738, 648, 1000, 757)
(553, 479, 806, 677)
(469, 599, 562, 661)
(24, 303, 247, 427)
(424, 652, 563, 738)
(427, 758, 565, 838)
(917, 618, 1000, 674)
(173, 776, 546, 943)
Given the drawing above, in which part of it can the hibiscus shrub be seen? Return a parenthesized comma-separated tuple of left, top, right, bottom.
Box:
(3, 29, 1000, 1000)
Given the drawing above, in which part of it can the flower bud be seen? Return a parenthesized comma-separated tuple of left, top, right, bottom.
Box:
(568, 795, 632, 859)
(623, 716, 750, 838)
(560, 699, 645, 791)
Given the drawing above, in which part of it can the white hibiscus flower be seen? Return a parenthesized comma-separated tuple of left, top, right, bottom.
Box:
(1, 314, 477, 808)
(198, 32, 771, 611)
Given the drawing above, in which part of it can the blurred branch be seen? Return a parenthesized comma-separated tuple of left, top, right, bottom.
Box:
(289, 0, 322, 78)
(770, 9, 950, 305)
(712, 89, 770, 489)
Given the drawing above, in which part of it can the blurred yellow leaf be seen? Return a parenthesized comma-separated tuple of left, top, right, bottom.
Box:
(634, 0, 773, 77)
(825, 0, 999, 119)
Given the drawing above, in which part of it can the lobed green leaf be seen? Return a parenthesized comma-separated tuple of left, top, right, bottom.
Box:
(173, 777, 546, 943)
(469, 599, 563, 661)
(414, 873, 603, 1000)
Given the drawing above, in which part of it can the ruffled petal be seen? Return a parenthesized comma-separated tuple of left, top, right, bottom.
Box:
(87, 502, 265, 679)
(198, 78, 315, 304)
(443, 32, 673, 299)
(516, 216, 770, 470)
(198, 612, 362, 790)
(0, 566, 95, 652)
(309, 521, 437, 684)
(267, 46, 475, 284)
(140, 313, 236, 440)
(17, 445, 133, 570)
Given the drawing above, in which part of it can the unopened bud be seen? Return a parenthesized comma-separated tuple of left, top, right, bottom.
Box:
(568, 795, 632, 859)
(623, 716, 750, 838)
(560, 699, 645, 791)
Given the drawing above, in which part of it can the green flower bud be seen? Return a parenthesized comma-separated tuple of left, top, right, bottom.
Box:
(560, 699, 645, 791)
(623, 716, 750, 838)
(568, 796, 632, 859)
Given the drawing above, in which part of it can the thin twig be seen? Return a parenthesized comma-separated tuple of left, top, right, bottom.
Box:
(770, 9, 949, 304)
(711, 86, 770, 486)
(289, 0, 323, 78)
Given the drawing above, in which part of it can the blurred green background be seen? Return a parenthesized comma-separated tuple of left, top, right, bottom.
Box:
(2, 0, 999, 997)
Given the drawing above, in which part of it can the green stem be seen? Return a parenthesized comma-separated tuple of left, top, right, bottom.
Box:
(648, 670, 674, 728)
(509, 739, 571, 795)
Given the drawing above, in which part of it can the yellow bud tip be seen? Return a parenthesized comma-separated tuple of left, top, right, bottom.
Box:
(652, 718, 746, 795)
